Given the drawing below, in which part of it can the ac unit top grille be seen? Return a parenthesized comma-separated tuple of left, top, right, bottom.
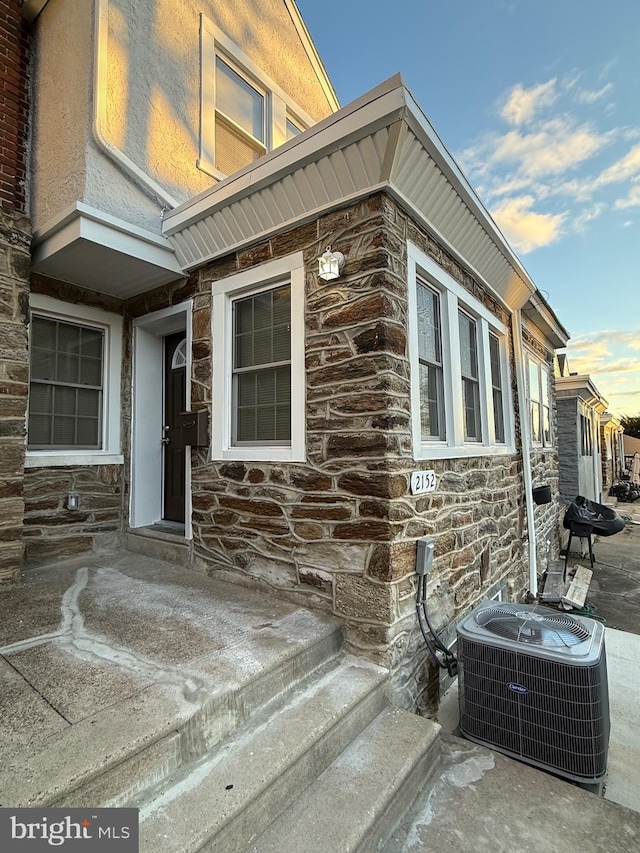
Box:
(475, 604, 591, 647)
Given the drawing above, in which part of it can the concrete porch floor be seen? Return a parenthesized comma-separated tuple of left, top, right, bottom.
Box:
(2, 530, 640, 851)
(0, 551, 342, 809)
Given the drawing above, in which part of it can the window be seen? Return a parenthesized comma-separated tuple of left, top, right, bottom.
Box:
(29, 317, 103, 449)
(212, 253, 305, 462)
(26, 295, 123, 467)
(200, 16, 311, 180)
(233, 285, 291, 444)
(581, 414, 592, 457)
(489, 333, 505, 443)
(408, 243, 512, 459)
(528, 356, 552, 446)
(458, 311, 481, 441)
(214, 56, 266, 175)
(416, 280, 444, 440)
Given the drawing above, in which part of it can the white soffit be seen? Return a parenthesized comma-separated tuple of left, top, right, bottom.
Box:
(163, 75, 537, 310)
(32, 203, 185, 298)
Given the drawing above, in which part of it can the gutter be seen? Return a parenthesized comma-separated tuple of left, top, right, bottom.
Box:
(512, 309, 538, 598)
(93, 0, 179, 209)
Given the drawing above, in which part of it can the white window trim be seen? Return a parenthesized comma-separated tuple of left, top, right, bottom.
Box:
(26, 294, 123, 468)
(199, 15, 313, 180)
(526, 351, 552, 448)
(407, 242, 514, 460)
(212, 252, 305, 462)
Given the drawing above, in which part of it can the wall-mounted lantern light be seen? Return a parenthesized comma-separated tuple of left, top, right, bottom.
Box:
(318, 246, 344, 281)
(66, 492, 81, 511)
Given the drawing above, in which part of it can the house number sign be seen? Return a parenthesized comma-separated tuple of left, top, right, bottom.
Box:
(410, 470, 437, 494)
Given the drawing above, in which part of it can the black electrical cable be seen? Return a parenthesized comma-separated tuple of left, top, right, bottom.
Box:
(415, 575, 458, 676)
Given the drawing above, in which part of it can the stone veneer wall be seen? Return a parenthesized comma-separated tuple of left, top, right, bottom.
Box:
(0, 209, 30, 584)
(158, 191, 537, 714)
(21, 276, 127, 563)
(22, 465, 123, 564)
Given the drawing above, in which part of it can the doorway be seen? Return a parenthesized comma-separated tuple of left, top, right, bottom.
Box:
(163, 332, 186, 523)
(130, 302, 193, 537)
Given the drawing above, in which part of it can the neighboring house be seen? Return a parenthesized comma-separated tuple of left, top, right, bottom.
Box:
(555, 356, 607, 504)
(624, 434, 640, 485)
(1, 0, 570, 713)
(601, 413, 626, 494)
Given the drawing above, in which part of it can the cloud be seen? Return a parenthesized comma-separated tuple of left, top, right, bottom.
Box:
(595, 142, 640, 185)
(500, 79, 558, 126)
(615, 185, 640, 210)
(490, 195, 566, 253)
(572, 203, 605, 233)
(575, 83, 614, 104)
(492, 120, 610, 178)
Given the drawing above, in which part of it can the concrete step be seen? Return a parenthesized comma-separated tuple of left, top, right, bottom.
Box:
(125, 527, 191, 565)
(138, 656, 389, 853)
(249, 706, 442, 853)
(3, 609, 343, 809)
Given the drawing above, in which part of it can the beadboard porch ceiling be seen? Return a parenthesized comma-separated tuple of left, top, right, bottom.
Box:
(163, 74, 537, 312)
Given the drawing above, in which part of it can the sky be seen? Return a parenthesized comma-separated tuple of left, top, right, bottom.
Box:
(296, 0, 640, 416)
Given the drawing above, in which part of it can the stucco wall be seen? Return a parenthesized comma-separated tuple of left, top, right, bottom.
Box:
(31, 0, 91, 232)
(33, 0, 337, 234)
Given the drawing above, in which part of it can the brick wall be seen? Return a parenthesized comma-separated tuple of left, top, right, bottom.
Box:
(0, 2, 31, 584)
(0, 1, 31, 213)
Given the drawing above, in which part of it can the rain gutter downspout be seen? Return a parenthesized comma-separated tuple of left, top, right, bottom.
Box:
(93, 0, 179, 209)
(512, 309, 538, 598)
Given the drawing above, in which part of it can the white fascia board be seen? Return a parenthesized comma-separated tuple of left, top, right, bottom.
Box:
(387, 183, 527, 316)
(522, 291, 570, 349)
(32, 202, 183, 274)
(401, 89, 537, 307)
(556, 375, 608, 410)
(163, 75, 407, 235)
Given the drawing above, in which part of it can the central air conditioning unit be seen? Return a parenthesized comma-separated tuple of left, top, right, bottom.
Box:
(457, 600, 609, 789)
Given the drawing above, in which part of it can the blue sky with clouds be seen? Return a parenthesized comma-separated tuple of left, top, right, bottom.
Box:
(296, 0, 640, 415)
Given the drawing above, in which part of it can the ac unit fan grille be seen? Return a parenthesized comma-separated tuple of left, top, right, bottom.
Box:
(459, 638, 608, 780)
(475, 604, 590, 647)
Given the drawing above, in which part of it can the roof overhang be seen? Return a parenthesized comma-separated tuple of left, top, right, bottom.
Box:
(522, 291, 570, 349)
(555, 374, 608, 413)
(163, 75, 540, 312)
(32, 202, 185, 298)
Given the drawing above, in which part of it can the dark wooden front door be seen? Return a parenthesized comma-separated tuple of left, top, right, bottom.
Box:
(163, 332, 186, 523)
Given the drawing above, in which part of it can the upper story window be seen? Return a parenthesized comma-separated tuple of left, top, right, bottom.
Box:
(211, 252, 305, 462)
(528, 356, 551, 446)
(199, 16, 312, 180)
(26, 295, 123, 468)
(408, 242, 514, 460)
(215, 56, 266, 175)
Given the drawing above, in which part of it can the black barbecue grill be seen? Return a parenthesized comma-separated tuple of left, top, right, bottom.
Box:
(563, 495, 625, 577)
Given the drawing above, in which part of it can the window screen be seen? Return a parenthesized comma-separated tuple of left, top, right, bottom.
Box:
(28, 316, 104, 449)
(232, 285, 291, 444)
